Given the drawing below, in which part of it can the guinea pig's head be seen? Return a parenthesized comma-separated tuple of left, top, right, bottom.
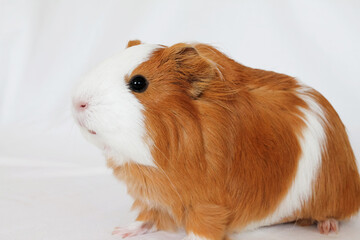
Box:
(72, 40, 219, 167)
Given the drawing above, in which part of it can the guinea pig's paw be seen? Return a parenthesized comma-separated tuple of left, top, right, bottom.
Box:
(112, 221, 157, 238)
(317, 219, 339, 234)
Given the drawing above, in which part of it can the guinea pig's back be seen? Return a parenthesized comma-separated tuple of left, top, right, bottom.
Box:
(234, 82, 360, 230)
(296, 90, 360, 221)
(195, 44, 360, 230)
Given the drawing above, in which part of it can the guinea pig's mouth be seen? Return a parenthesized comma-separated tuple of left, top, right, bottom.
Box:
(88, 129, 96, 135)
(77, 119, 96, 135)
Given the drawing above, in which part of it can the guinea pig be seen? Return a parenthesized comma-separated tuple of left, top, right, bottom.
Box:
(72, 40, 360, 240)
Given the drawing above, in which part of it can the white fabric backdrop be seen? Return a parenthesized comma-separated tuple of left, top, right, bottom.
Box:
(0, 0, 359, 239)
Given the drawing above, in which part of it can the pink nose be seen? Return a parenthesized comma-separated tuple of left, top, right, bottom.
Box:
(75, 101, 88, 111)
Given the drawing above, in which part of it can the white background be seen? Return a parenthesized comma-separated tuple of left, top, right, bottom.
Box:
(0, 0, 359, 239)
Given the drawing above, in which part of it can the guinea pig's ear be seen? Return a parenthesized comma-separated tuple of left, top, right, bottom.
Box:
(169, 43, 217, 98)
(126, 40, 142, 48)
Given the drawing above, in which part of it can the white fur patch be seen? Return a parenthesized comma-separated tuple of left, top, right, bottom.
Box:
(112, 221, 157, 237)
(72, 44, 161, 167)
(183, 232, 211, 240)
(244, 86, 327, 230)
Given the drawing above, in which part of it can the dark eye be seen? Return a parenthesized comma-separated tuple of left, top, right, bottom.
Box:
(128, 75, 148, 93)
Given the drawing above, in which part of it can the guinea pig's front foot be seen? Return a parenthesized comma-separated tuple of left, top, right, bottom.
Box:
(317, 219, 339, 234)
(112, 221, 156, 238)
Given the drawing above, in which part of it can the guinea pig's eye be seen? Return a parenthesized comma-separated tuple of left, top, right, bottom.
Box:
(128, 75, 148, 93)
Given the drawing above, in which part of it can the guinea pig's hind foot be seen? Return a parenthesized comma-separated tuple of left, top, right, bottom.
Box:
(112, 221, 156, 238)
(317, 219, 339, 235)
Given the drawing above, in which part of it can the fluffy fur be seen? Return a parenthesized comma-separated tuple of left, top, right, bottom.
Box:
(73, 40, 360, 240)
(72, 43, 160, 166)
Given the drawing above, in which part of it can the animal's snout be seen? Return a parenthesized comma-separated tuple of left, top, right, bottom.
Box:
(73, 100, 89, 112)
(80, 103, 87, 109)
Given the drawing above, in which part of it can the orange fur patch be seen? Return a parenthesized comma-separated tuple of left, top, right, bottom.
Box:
(126, 40, 142, 48)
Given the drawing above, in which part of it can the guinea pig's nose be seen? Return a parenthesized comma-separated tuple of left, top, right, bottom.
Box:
(75, 101, 88, 111)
